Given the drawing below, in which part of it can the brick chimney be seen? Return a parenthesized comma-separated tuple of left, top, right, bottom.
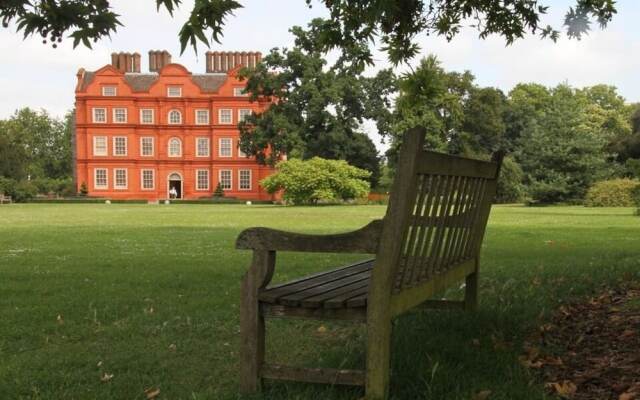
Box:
(205, 51, 262, 73)
(149, 50, 172, 72)
(111, 52, 141, 73)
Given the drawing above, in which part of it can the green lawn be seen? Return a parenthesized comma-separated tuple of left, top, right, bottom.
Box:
(1, 204, 639, 400)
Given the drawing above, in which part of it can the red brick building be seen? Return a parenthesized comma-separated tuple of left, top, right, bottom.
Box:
(74, 50, 275, 201)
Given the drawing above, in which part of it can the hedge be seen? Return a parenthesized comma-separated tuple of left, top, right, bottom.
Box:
(584, 178, 640, 207)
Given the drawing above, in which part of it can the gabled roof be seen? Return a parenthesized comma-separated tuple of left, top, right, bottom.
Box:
(124, 74, 160, 92)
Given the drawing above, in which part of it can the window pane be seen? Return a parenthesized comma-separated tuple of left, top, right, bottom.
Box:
(93, 108, 106, 123)
(238, 109, 251, 122)
(114, 108, 127, 123)
(102, 86, 117, 96)
(196, 110, 209, 124)
(114, 137, 127, 155)
(94, 136, 107, 156)
(169, 138, 181, 156)
(167, 86, 182, 97)
(95, 169, 108, 188)
(142, 170, 155, 189)
(141, 109, 154, 124)
(115, 169, 127, 188)
(169, 110, 181, 124)
(219, 138, 232, 157)
(220, 170, 232, 189)
(197, 170, 209, 190)
(219, 109, 232, 124)
(239, 170, 251, 190)
(141, 137, 153, 156)
(197, 138, 209, 157)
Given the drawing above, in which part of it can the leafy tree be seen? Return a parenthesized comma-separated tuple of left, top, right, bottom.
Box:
(238, 19, 390, 186)
(495, 156, 525, 204)
(384, 55, 474, 168)
(1, 1, 617, 63)
(260, 157, 370, 205)
(213, 182, 224, 197)
(0, 108, 73, 180)
(515, 84, 614, 203)
(459, 87, 508, 155)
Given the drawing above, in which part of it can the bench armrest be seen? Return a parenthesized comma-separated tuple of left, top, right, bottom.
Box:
(236, 219, 383, 254)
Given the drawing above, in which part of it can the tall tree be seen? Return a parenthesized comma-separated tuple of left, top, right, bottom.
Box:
(1, 1, 617, 62)
(238, 19, 393, 186)
(459, 87, 508, 155)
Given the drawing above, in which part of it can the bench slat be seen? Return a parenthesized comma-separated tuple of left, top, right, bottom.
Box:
(278, 270, 371, 307)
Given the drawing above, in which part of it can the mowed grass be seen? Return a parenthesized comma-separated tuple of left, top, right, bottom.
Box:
(0, 204, 639, 400)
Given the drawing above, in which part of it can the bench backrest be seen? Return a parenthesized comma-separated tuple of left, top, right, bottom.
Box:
(372, 127, 502, 296)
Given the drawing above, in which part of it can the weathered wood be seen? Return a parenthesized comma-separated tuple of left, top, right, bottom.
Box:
(389, 258, 476, 318)
(239, 250, 276, 394)
(236, 127, 503, 399)
(262, 303, 367, 321)
(236, 219, 383, 253)
(262, 364, 366, 386)
(417, 151, 499, 179)
(259, 259, 373, 303)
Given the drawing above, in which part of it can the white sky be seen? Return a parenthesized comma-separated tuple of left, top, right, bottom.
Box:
(0, 0, 638, 152)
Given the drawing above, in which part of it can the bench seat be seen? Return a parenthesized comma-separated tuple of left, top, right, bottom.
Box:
(259, 260, 373, 309)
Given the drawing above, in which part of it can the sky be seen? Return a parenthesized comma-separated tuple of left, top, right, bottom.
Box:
(1, 0, 639, 151)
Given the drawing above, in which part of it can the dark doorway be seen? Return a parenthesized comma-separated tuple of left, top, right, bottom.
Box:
(168, 173, 182, 199)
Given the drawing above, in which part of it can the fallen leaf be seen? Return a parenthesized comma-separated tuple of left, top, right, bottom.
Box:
(56, 314, 64, 325)
(97, 360, 103, 368)
(472, 389, 492, 400)
(546, 381, 577, 398)
(144, 387, 160, 399)
(168, 343, 177, 351)
(100, 372, 114, 382)
(317, 325, 327, 334)
(471, 338, 480, 347)
(620, 392, 637, 400)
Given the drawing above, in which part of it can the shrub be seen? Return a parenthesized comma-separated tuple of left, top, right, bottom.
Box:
(584, 179, 640, 207)
(13, 180, 37, 202)
(79, 181, 88, 196)
(0, 177, 17, 197)
(213, 182, 225, 197)
(261, 157, 371, 205)
(495, 156, 525, 204)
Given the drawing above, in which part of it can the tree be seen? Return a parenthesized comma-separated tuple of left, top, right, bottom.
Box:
(459, 87, 508, 155)
(260, 157, 370, 205)
(0, 108, 73, 180)
(1, 1, 617, 63)
(515, 84, 614, 203)
(238, 19, 391, 186)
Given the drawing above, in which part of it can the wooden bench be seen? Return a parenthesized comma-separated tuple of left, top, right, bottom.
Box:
(236, 127, 503, 399)
(0, 193, 12, 204)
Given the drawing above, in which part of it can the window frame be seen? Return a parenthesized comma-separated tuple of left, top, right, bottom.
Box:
(196, 137, 210, 157)
(114, 168, 128, 189)
(168, 109, 182, 125)
(239, 169, 252, 190)
(93, 136, 108, 156)
(238, 108, 252, 122)
(102, 86, 117, 96)
(141, 169, 155, 190)
(113, 136, 128, 156)
(140, 109, 154, 124)
(218, 138, 232, 158)
(94, 168, 108, 189)
(219, 169, 232, 190)
(195, 109, 210, 125)
(168, 137, 182, 157)
(140, 137, 154, 157)
(196, 169, 210, 191)
(167, 86, 182, 98)
(218, 108, 233, 124)
(92, 108, 107, 123)
(233, 87, 248, 97)
(113, 108, 128, 124)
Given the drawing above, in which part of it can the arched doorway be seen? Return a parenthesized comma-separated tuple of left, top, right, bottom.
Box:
(167, 172, 182, 199)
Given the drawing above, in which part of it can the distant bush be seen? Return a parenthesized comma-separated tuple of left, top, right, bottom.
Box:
(584, 179, 640, 207)
(495, 156, 525, 204)
(261, 157, 370, 205)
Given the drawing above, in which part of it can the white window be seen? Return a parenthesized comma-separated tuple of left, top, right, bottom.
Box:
(233, 87, 248, 96)
(219, 138, 232, 157)
(196, 170, 210, 190)
(168, 138, 182, 157)
(113, 108, 127, 123)
(92, 108, 106, 123)
(140, 137, 154, 156)
(93, 136, 107, 156)
(141, 169, 155, 190)
(238, 109, 252, 122)
(102, 86, 117, 96)
(113, 136, 127, 156)
(219, 169, 232, 190)
(196, 137, 210, 157)
(218, 109, 232, 124)
(195, 109, 210, 125)
(168, 110, 182, 124)
(114, 168, 127, 189)
(140, 109, 154, 124)
(239, 169, 251, 190)
(167, 86, 182, 97)
(94, 168, 108, 189)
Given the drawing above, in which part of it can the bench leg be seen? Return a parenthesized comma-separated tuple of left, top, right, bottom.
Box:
(240, 250, 276, 394)
(365, 320, 392, 399)
(240, 281, 265, 393)
(464, 270, 479, 312)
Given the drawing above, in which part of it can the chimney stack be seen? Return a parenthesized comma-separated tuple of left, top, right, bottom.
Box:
(148, 50, 172, 72)
(205, 51, 262, 73)
(110, 52, 141, 73)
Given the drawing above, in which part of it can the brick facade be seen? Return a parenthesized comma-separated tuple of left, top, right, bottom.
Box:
(74, 51, 275, 201)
